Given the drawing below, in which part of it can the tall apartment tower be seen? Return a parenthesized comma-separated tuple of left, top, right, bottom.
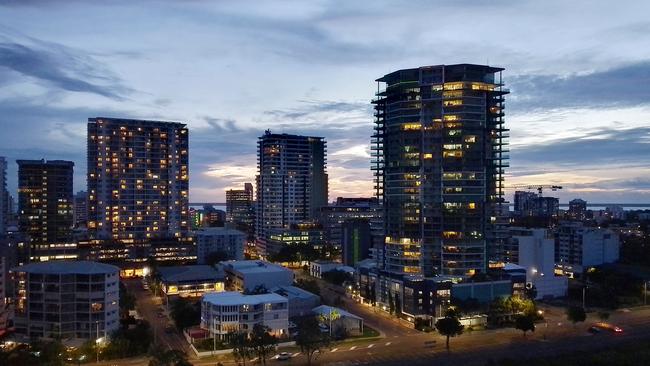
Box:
(372, 64, 509, 277)
(0, 157, 7, 237)
(73, 191, 88, 228)
(226, 183, 254, 235)
(17, 159, 74, 261)
(87, 118, 189, 241)
(255, 131, 328, 254)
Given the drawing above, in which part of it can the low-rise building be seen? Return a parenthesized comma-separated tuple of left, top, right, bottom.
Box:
(271, 285, 321, 318)
(506, 227, 568, 299)
(195, 227, 246, 264)
(11, 261, 119, 341)
(201, 291, 288, 340)
(312, 305, 363, 335)
(158, 265, 225, 298)
(555, 222, 620, 277)
(221, 260, 293, 292)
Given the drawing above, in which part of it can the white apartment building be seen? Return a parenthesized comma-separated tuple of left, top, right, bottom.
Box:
(195, 227, 245, 264)
(221, 260, 293, 292)
(201, 291, 288, 340)
(555, 222, 620, 277)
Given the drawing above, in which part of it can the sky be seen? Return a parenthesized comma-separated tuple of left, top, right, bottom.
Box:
(1, 0, 649, 203)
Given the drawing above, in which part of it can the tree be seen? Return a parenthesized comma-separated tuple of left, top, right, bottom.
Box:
(295, 278, 321, 297)
(250, 324, 278, 365)
(566, 306, 587, 327)
(148, 346, 191, 366)
(295, 317, 331, 366)
(230, 332, 253, 366)
(435, 316, 464, 351)
(514, 314, 536, 338)
(170, 298, 201, 331)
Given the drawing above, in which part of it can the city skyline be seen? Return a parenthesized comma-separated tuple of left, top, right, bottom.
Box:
(1, 1, 650, 203)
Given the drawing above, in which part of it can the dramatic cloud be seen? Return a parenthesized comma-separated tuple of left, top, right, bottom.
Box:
(0, 1, 649, 203)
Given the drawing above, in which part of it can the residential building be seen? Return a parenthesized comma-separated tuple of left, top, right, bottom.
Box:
(513, 191, 559, 218)
(158, 265, 225, 298)
(605, 205, 625, 220)
(555, 222, 620, 277)
(507, 227, 567, 299)
(74, 191, 88, 228)
(201, 291, 288, 340)
(17, 159, 75, 262)
(309, 260, 352, 279)
(372, 64, 509, 276)
(320, 197, 382, 250)
(568, 199, 587, 220)
(255, 131, 328, 255)
(86, 118, 190, 268)
(342, 219, 372, 267)
(226, 183, 255, 237)
(271, 285, 321, 318)
(11, 260, 119, 340)
(195, 227, 245, 264)
(221, 260, 293, 292)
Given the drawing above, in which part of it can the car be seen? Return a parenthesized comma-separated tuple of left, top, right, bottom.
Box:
(588, 326, 602, 334)
(276, 352, 291, 361)
(592, 322, 623, 333)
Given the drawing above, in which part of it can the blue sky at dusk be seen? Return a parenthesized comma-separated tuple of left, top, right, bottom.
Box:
(1, 0, 649, 203)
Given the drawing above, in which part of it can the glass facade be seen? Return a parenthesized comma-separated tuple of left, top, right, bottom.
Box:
(373, 64, 509, 277)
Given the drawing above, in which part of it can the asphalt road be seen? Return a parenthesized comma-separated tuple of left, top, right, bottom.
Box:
(123, 279, 192, 357)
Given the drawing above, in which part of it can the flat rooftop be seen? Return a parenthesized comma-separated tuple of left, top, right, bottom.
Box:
(158, 265, 224, 283)
(13, 260, 119, 275)
(203, 291, 287, 306)
(224, 260, 290, 274)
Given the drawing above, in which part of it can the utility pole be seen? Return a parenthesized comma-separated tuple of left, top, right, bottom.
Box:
(644, 281, 648, 306)
(582, 287, 586, 309)
(213, 317, 216, 355)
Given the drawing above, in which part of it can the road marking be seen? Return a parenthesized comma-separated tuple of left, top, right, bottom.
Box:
(385, 342, 392, 346)
(331, 348, 339, 352)
(367, 344, 375, 348)
(350, 346, 357, 350)
(292, 352, 301, 357)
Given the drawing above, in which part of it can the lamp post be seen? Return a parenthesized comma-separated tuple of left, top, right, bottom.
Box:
(644, 280, 648, 306)
(582, 286, 587, 310)
(95, 321, 100, 363)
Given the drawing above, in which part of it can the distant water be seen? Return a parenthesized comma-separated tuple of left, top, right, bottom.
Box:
(190, 204, 226, 211)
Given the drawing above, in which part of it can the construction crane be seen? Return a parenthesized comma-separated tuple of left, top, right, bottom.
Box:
(507, 184, 563, 197)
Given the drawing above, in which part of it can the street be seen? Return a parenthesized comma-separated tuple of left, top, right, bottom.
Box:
(124, 279, 192, 357)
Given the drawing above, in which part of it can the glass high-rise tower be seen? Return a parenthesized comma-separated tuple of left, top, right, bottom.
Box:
(372, 64, 509, 277)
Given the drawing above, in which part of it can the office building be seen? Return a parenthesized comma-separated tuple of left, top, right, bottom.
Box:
(265, 223, 325, 257)
(513, 191, 559, 218)
(74, 191, 88, 228)
(320, 197, 382, 250)
(221, 260, 293, 292)
(195, 227, 246, 264)
(506, 227, 567, 299)
(255, 131, 328, 255)
(17, 159, 75, 262)
(342, 219, 372, 267)
(12, 260, 119, 340)
(555, 222, 620, 277)
(567, 199, 587, 220)
(372, 64, 509, 277)
(226, 183, 255, 236)
(201, 291, 288, 340)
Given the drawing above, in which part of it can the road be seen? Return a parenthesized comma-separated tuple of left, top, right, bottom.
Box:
(107, 278, 650, 366)
(124, 279, 191, 357)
